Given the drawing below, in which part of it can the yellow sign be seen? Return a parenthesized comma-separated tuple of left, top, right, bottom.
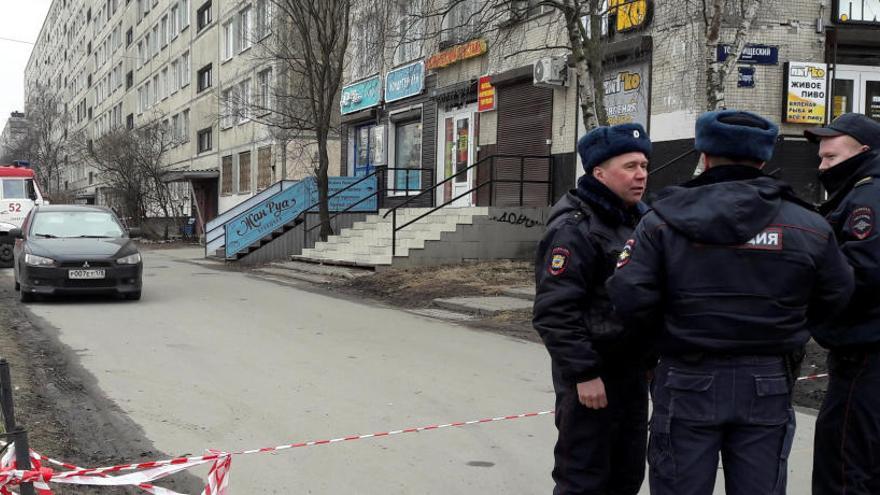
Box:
(609, 0, 649, 32)
(784, 62, 828, 125)
(426, 39, 488, 70)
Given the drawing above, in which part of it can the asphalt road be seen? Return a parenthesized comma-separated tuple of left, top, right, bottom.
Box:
(1, 247, 818, 494)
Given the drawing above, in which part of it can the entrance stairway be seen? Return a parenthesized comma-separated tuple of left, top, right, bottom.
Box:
(292, 207, 490, 267)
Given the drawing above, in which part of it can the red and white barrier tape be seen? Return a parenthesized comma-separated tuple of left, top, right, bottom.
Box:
(0, 372, 832, 494)
(3, 409, 553, 494)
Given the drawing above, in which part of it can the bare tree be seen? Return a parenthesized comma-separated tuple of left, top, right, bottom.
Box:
(69, 116, 185, 236)
(701, 0, 765, 110)
(18, 83, 68, 194)
(237, 0, 352, 241)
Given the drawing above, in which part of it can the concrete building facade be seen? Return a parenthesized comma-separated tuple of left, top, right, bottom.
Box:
(339, 0, 880, 207)
(24, 0, 340, 234)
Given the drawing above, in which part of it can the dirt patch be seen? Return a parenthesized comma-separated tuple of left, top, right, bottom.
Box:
(336, 261, 830, 410)
(0, 282, 203, 494)
(342, 261, 533, 308)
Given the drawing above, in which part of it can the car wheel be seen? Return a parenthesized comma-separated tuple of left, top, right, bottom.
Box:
(0, 245, 13, 268)
(19, 290, 34, 303)
(125, 291, 141, 301)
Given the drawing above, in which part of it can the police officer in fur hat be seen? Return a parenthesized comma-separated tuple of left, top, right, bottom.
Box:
(806, 113, 880, 494)
(607, 110, 854, 495)
(533, 123, 654, 494)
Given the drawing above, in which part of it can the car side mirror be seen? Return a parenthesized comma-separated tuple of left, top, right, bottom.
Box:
(127, 228, 142, 239)
(8, 228, 22, 239)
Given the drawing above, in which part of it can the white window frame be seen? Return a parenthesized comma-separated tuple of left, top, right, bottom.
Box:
(223, 19, 234, 60)
(237, 5, 252, 52)
(238, 78, 251, 123)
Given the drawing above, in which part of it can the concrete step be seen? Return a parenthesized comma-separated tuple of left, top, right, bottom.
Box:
(252, 267, 335, 284)
(502, 286, 536, 301)
(266, 260, 373, 279)
(433, 296, 534, 316)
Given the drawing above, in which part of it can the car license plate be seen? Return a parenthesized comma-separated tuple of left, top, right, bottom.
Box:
(68, 269, 106, 280)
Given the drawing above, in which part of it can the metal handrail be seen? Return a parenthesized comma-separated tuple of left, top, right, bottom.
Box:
(382, 154, 551, 219)
(386, 154, 554, 256)
(298, 169, 382, 238)
(648, 149, 699, 176)
(302, 167, 434, 235)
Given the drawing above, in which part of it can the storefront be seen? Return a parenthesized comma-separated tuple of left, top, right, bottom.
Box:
(828, 2, 880, 122)
(341, 75, 383, 177)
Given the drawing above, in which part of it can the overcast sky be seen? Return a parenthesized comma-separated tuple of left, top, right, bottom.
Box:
(0, 1, 52, 137)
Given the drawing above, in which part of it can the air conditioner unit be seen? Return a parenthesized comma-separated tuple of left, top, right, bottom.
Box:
(533, 57, 568, 88)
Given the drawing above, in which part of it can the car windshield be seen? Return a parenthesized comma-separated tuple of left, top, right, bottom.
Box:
(30, 211, 125, 239)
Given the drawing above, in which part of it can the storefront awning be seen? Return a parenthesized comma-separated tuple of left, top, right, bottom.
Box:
(162, 169, 220, 183)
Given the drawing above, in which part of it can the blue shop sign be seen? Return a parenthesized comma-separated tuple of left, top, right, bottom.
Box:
(738, 67, 756, 88)
(309, 176, 378, 212)
(716, 44, 779, 65)
(225, 179, 312, 256)
(341, 76, 381, 115)
(385, 61, 425, 103)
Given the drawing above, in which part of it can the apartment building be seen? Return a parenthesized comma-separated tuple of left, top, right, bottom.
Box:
(25, 0, 338, 233)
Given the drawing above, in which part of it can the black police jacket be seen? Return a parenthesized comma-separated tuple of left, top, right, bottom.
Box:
(607, 165, 854, 357)
(533, 175, 651, 384)
(815, 150, 880, 348)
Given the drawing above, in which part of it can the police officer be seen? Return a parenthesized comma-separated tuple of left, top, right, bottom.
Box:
(533, 123, 653, 495)
(607, 110, 854, 495)
(805, 113, 880, 494)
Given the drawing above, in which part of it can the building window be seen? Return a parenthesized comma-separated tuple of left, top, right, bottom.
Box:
(237, 5, 252, 52)
(180, 0, 190, 29)
(197, 127, 212, 153)
(170, 5, 179, 35)
(197, 1, 212, 31)
(221, 87, 236, 128)
(255, 0, 270, 39)
(222, 20, 234, 60)
(238, 79, 251, 123)
(393, 3, 424, 66)
(257, 68, 271, 114)
(126, 113, 134, 129)
(152, 74, 159, 104)
(257, 145, 272, 188)
(221, 155, 233, 194)
(238, 151, 252, 193)
(161, 67, 169, 98)
(392, 120, 422, 192)
(441, 0, 478, 45)
(182, 109, 190, 141)
(180, 51, 191, 87)
(197, 64, 212, 92)
(126, 27, 133, 46)
(160, 15, 168, 47)
(137, 41, 144, 66)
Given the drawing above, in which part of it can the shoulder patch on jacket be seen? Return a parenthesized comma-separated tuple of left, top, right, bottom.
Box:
(548, 247, 571, 276)
(616, 239, 635, 268)
(849, 206, 874, 240)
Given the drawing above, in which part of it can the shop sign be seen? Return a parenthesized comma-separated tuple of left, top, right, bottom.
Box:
(835, 0, 880, 24)
(608, 0, 651, 32)
(477, 75, 496, 112)
(225, 175, 378, 257)
(426, 39, 487, 70)
(784, 62, 828, 125)
(716, 44, 779, 65)
(602, 60, 650, 127)
(738, 67, 756, 88)
(340, 76, 381, 115)
(311, 176, 378, 212)
(385, 61, 425, 103)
